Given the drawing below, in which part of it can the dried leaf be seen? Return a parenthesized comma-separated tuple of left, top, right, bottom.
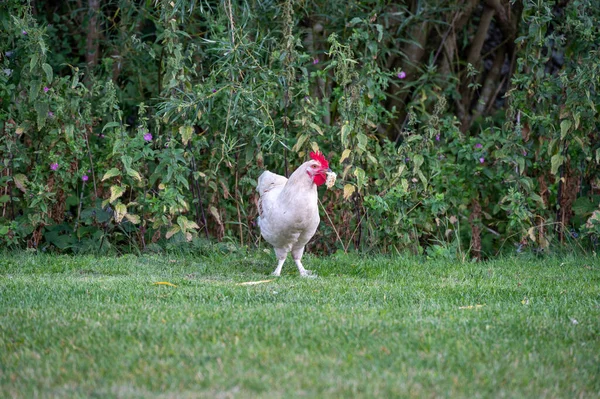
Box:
(166, 225, 180, 239)
(102, 168, 121, 181)
(124, 213, 140, 224)
(180, 125, 194, 146)
(339, 149, 351, 164)
(209, 206, 222, 226)
(109, 185, 126, 204)
(343, 184, 355, 200)
(114, 202, 127, 223)
(236, 279, 274, 286)
(527, 227, 537, 242)
(153, 281, 177, 287)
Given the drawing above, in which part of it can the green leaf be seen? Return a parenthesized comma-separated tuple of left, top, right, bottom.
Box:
(547, 138, 558, 156)
(560, 120, 572, 140)
(13, 174, 28, 193)
(353, 167, 366, 189)
(357, 132, 368, 151)
(375, 24, 384, 42)
(178, 215, 199, 232)
(0, 225, 9, 235)
(413, 154, 424, 173)
(0, 195, 10, 203)
(417, 170, 428, 190)
(102, 121, 121, 132)
(573, 196, 600, 216)
(121, 155, 133, 170)
(29, 53, 39, 72)
(102, 168, 121, 181)
(308, 122, 323, 135)
(71, 73, 79, 89)
(35, 102, 49, 130)
(517, 158, 525, 175)
(127, 169, 142, 182)
(341, 123, 351, 146)
(550, 154, 565, 176)
(401, 178, 409, 192)
(29, 80, 40, 102)
(42, 63, 53, 83)
(292, 134, 309, 153)
(65, 124, 74, 142)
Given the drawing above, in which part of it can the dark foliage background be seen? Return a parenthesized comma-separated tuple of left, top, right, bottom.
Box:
(1, 0, 599, 257)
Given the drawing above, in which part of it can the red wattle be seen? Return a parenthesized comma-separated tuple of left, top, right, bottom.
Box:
(313, 173, 327, 186)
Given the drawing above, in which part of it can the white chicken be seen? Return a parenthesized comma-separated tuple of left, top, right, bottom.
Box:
(257, 152, 332, 277)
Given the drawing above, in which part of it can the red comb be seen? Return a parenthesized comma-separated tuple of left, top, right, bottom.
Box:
(309, 151, 329, 169)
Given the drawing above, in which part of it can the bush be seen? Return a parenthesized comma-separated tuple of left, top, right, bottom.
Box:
(0, 0, 598, 258)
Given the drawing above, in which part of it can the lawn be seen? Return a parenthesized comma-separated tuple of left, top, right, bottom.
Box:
(1, 251, 599, 398)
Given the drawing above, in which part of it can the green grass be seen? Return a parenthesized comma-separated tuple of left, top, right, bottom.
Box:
(1, 251, 599, 398)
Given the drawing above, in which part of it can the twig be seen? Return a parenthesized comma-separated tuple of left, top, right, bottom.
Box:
(84, 126, 97, 196)
(346, 208, 367, 252)
(432, 11, 460, 65)
(318, 198, 347, 253)
(187, 142, 209, 238)
(73, 180, 86, 233)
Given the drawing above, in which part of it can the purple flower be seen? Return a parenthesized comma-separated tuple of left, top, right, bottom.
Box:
(435, 134, 440, 141)
(143, 132, 152, 141)
(479, 157, 485, 164)
(22, 30, 27, 35)
(50, 163, 59, 171)
(474, 143, 483, 149)
(100, 134, 105, 139)
(397, 71, 406, 79)
(44, 86, 49, 93)
(87, 169, 91, 172)
(82, 175, 89, 182)
(522, 150, 527, 156)
(48, 111, 54, 117)
(313, 58, 319, 65)
(212, 89, 217, 93)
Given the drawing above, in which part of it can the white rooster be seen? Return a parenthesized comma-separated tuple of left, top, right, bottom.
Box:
(257, 151, 333, 277)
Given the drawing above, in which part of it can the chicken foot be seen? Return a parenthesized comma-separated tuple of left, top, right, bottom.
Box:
(271, 254, 316, 278)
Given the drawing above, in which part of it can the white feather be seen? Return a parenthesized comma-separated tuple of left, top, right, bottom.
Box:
(256, 159, 325, 277)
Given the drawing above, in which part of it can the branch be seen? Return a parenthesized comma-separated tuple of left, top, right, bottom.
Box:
(467, 6, 495, 67)
(85, 0, 100, 80)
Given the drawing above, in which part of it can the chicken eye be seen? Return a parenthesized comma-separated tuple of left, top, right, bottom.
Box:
(312, 164, 317, 168)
